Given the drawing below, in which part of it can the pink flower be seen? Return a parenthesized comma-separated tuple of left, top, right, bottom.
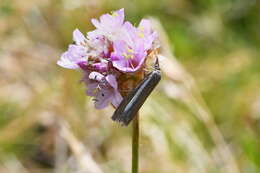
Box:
(57, 29, 88, 69)
(89, 9, 125, 42)
(111, 39, 146, 72)
(137, 19, 158, 51)
(84, 72, 123, 109)
(57, 8, 159, 109)
(110, 21, 157, 72)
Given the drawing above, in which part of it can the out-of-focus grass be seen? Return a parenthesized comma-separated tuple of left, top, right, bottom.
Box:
(0, 0, 260, 172)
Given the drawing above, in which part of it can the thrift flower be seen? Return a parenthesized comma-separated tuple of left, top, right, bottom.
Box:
(111, 20, 157, 72)
(84, 72, 122, 109)
(57, 8, 159, 109)
(111, 39, 147, 72)
(137, 19, 158, 51)
(57, 29, 88, 69)
(89, 8, 125, 42)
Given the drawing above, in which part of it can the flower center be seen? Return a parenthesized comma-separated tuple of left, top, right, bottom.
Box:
(123, 47, 134, 60)
(138, 32, 144, 38)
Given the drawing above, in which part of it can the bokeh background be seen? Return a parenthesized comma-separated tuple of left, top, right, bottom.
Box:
(0, 0, 260, 172)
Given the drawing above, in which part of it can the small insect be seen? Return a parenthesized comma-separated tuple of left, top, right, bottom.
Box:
(112, 57, 161, 126)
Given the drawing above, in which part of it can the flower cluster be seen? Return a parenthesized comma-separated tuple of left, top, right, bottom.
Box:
(57, 8, 158, 109)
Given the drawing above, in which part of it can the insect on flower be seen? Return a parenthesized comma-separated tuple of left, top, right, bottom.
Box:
(57, 8, 160, 117)
(112, 57, 161, 126)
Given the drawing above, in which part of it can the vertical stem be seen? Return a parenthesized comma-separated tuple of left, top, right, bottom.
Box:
(132, 112, 139, 173)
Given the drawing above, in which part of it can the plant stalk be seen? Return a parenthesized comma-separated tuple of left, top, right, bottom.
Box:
(132, 112, 139, 173)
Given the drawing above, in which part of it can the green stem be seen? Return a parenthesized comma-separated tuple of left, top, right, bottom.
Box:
(132, 112, 139, 173)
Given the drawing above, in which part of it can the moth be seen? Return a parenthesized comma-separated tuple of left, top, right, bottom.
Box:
(112, 57, 161, 126)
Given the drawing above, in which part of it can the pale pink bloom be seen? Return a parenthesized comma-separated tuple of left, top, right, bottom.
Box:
(57, 29, 88, 69)
(57, 8, 159, 109)
(84, 72, 123, 109)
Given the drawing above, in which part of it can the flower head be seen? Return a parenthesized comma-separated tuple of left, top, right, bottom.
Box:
(57, 8, 159, 109)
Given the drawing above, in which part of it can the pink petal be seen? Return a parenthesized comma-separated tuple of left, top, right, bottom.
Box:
(111, 91, 123, 108)
(138, 19, 152, 34)
(86, 83, 99, 96)
(73, 29, 86, 45)
(89, 72, 104, 81)
(91, 19, 101, 29)
(57, 52, 79, 69)
(106, 75, 118, 89)
(94, 90, 112, 109)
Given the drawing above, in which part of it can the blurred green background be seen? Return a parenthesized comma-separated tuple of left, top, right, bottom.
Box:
(0, 0, 260, 172)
